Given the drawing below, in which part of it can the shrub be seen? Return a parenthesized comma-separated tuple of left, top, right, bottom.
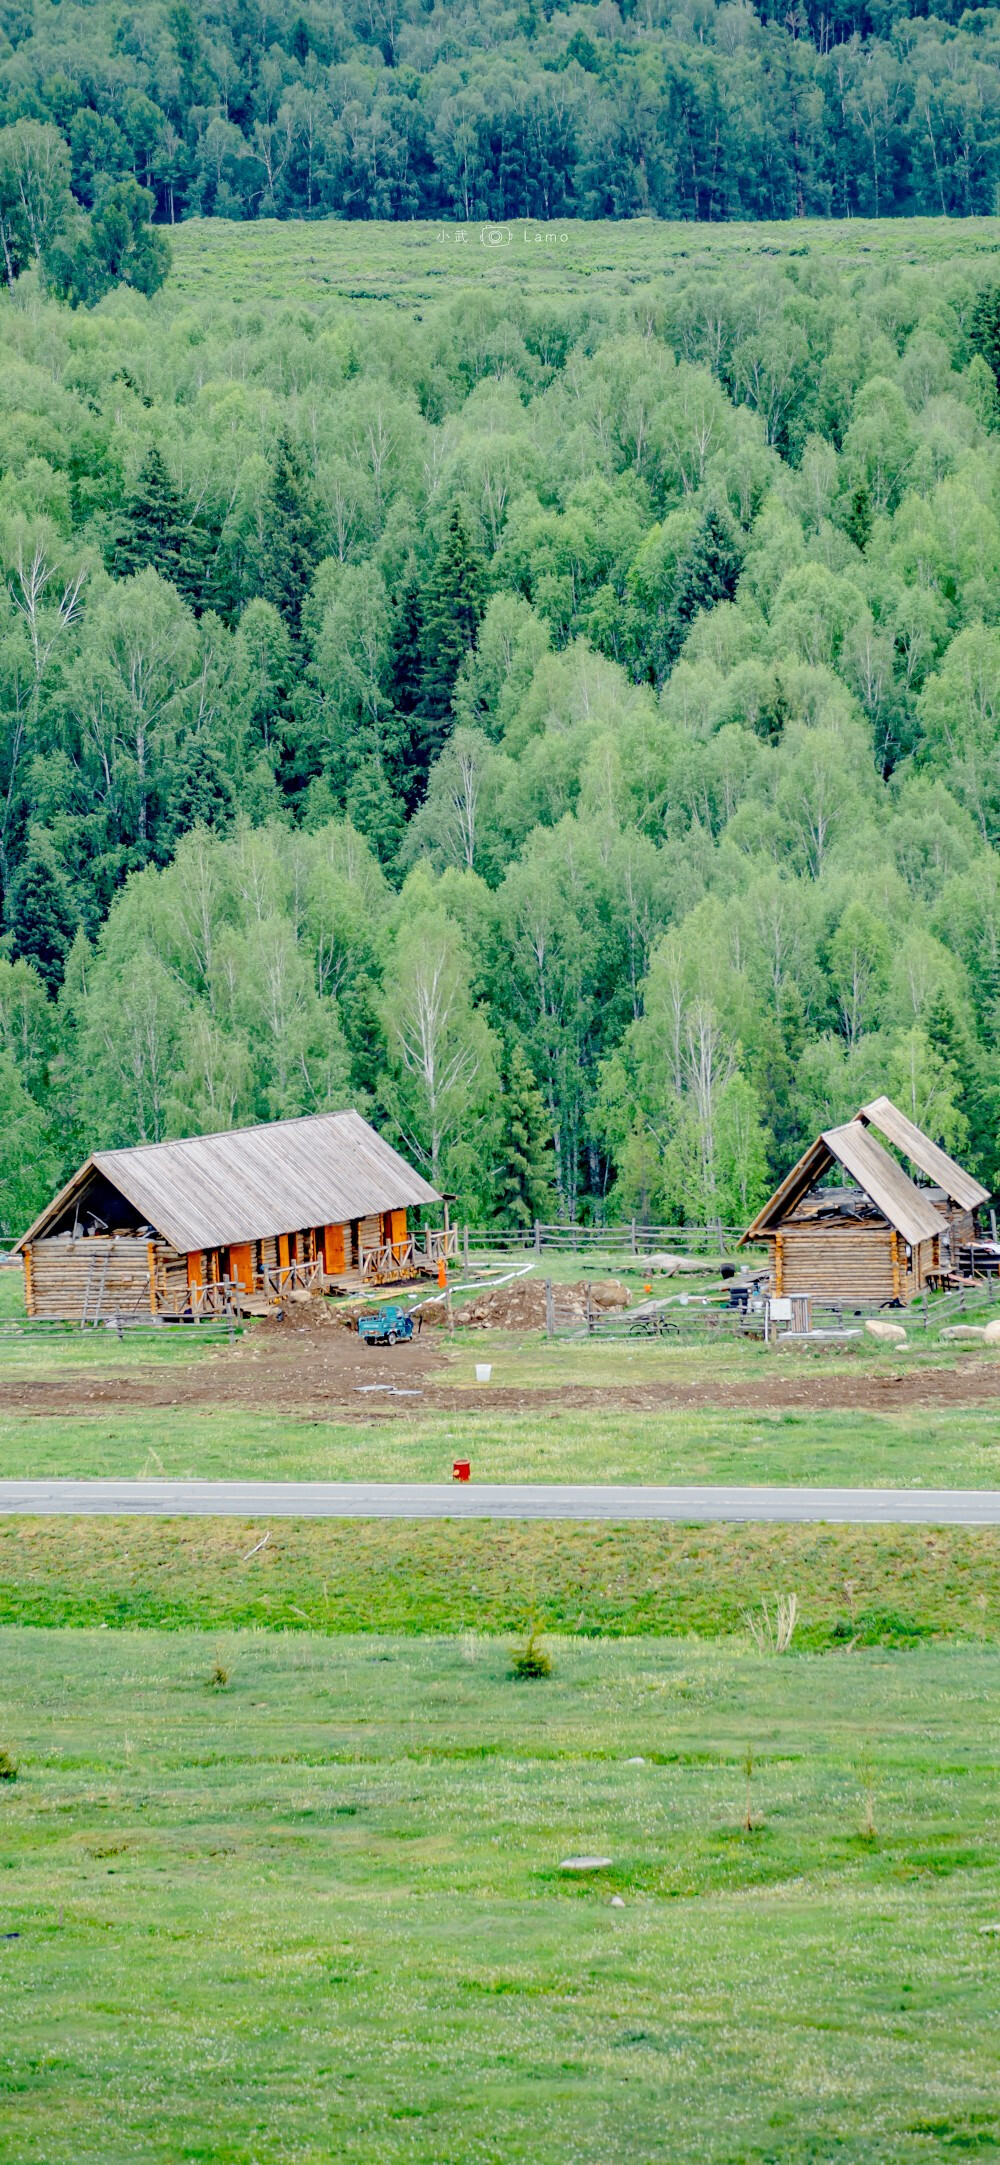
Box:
(510, 1625, 551, 1679)
(0, 1747, 18, 1780)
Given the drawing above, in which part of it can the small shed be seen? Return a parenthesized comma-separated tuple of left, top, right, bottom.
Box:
(14, 1110, 444, 1322)
(741, 1100, 989, 1306)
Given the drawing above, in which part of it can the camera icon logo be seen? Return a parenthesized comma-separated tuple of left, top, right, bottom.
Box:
(480, 225, 512, 247)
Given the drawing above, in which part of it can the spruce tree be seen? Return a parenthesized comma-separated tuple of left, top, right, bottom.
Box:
(662, 502, 743, 671)
(970, 283, 1000, 388)
(389, 569, 425, 720)
(113, 446, 208, 607)
(169, 739, 237, 835)
(259, 433, 322, 633)
(492, 1037, 556, 1226)
(418, 502, 486, 763)
(925, 989, 1000, 1192)
(386, 570, 428, 809)
(6, 837, 77, 994)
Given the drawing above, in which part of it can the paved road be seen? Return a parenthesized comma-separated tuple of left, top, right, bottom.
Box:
(2, 1479, 1000, 1524)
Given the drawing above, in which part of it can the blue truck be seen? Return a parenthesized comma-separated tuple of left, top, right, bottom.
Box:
(357, 1304, 414, 1347)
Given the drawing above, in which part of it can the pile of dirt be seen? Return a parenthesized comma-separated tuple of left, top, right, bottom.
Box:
(459, 1278, 631, 1329)
(254, 1295, 344, 1334)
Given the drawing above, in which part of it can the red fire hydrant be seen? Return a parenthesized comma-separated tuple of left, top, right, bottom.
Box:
(453, 1460, 471, 1482)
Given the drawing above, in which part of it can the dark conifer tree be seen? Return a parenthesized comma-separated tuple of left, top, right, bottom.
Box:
(113, 446, 208, 608)
(662, 502, 744, 672)
(418, 502, 486, 762)
(259, 434, 322, 633)
(844, 478, 872, 550)
(925, 990, 1000, 1192)
(492, 1037, 556, 1226)
(169, 740, 237, 835)
(385, 570, 429, 809)
(388, 570, 425, 720)
(6, 838, 77, 994)
(970, 283, 1000, 388)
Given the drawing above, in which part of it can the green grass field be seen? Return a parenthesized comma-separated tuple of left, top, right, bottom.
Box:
(163, 215, 1000, 311)
(2, 1629, 1000, 2163)
(6, 1262, 1000, 2157)
(5, 1400, 1000, 1489)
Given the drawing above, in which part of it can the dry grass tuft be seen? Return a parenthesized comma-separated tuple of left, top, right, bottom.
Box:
(744, 1593, 799, 1654)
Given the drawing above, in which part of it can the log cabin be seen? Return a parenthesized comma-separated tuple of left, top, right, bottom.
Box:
(14, 1110, 444, 1322)
(740, 1098, 990, 1306)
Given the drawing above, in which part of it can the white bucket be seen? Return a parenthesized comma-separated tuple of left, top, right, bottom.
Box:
(475, 1363, 492, 1384)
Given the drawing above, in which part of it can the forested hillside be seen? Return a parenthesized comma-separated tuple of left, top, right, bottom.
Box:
(3, 237, 1000, 1230)
(0, 0, 998, 223)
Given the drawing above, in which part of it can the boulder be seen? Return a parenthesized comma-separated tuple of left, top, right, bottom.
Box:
(983, 1318, 1000, 1345)
(939, 1324, 987, 1342)
(865, 1318, 907, 1345)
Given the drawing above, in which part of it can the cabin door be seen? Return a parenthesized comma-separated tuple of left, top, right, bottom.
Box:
(229, 1244, 254, 1294)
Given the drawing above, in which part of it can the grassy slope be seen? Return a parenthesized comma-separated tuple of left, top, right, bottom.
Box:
(2, 1629, 999, 2163)
(3, 1516, 999, 1643)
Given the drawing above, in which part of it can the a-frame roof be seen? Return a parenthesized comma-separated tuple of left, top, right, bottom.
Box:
(15, 1110, 440, 1256)
(742, 1107, 957, 1251)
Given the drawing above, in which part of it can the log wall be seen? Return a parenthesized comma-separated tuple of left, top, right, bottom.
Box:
(25, 1236, 157, 1320)
(768, 1221, 920, 1304)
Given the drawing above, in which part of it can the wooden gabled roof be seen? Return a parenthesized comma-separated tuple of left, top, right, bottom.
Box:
(857, 1096, 989, 1211)
(15, 1110, 440, 1256)
(742, 1118, 947, 1251)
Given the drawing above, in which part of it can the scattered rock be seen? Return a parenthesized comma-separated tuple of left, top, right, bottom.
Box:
(865, 1319, 907, 1345)
(939, 1325, 987, 1342)
(560, 1856, 613, 1872)
(610, 1895, 626, 1908)
(983, 1319, 1000, 1345)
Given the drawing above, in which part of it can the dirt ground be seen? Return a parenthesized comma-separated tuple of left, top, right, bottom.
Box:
(6, 1308, 1000, 1419)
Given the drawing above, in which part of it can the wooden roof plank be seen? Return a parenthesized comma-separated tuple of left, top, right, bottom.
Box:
(820, 1121, 945, 1248)
(858, 1095, 989, 1210)
(15, 1110, 440, 1255)
(740, 1136, 834, 1242)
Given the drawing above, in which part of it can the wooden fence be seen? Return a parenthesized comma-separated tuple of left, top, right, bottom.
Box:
(542, 1272, 1000, 1342)
(465, 1221, 744, 1258)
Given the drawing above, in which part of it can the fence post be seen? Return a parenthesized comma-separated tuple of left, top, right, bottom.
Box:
(545, 1278, 554, 1338)
(960, 1281, 966, 1313)
(630, 1219, 637, 1256)
(534, 1220, 541, 1257)
(585, 1281, 594, 1335)
(923, 1289, 929, 1331)
(463, 1225, 469, 1274)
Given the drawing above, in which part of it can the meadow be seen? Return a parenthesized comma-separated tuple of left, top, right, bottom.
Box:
(2, 1629, 1000, 2163)
(165, 214, 1000, 310)
(5, 1391, 1000, 1491)
(5, 1276, 1000, 2154)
